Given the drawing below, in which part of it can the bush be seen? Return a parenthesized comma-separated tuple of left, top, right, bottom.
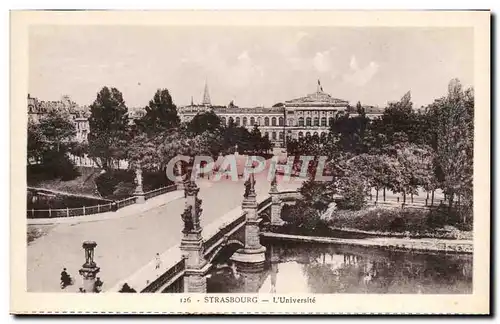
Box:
(95, 168, 174, 199)
(336, 177, 366, 211)
(27, 154, 80, 182)
(280, 202, 331, 236)
(95, 170, 135, 198)
(389, 216, 405, 232)
(142, 169, 173, 191)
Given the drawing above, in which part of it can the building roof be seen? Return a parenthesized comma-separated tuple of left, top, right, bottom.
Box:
(285, 90, 349, 107)
(212, 106, 284, 115)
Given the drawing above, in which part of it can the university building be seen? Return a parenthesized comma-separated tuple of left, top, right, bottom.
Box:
(27, 81, 384, 147)
(178, 81, 383, 147)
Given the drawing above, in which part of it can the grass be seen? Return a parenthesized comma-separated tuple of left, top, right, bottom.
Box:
(326, 207, 472, 239)
(28, 166, 103, 197)
(277, 200, 472, 240)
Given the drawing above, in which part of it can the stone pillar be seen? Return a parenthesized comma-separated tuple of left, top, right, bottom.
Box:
(269, 172, 284, 226)
(270, 244, 279, 293)
(134, 167, 145, 203)
(180, 169, 208, 293)
(231, 173, 266, 271)
(175, 162, 185, 191)
(79, 241, 100, 293)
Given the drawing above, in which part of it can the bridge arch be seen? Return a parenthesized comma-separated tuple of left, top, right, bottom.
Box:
(206, 239, 245, 266)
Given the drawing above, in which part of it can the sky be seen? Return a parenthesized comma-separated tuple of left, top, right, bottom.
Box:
(29, 26, 473, 109)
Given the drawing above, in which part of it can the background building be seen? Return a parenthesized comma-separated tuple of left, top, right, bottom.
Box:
(178, 81, 383, 147)
(27, 81, 384, 148)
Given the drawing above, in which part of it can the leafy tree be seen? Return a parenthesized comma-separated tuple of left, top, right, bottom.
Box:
(335, 172, 368, 210)
(187, 111, 222, 136)
(27, 120, 45, 164)
(375, 91, 425, 145)
(27, 109, 79, 180)
(27, 110, 76, 161)
(299, 180, 335, 213)
(329, 111, 371, 154)
(127, 132, 164, 171)
(380, 135, 434, 204)
(87, 87, 130, 170)
(135, 89, 180, 135)
(431, 79, 473, 216)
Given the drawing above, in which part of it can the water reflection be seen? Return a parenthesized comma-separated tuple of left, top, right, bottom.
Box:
(206, 240, 472, 294)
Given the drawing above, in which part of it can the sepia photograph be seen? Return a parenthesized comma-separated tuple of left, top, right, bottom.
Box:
(10, 10, 490, 314)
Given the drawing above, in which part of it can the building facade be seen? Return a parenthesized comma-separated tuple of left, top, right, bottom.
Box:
(177, 82, 377, 147)
(27, 82, 384, 148)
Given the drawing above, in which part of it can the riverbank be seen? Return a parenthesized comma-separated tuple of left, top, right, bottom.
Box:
(261, 232, 473, 254)
(28, 166, 103, 197)
(328, 226, 473, 240)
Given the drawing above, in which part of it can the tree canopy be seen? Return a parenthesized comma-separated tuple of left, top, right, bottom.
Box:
(87, 86, 130, 170)
(135, 88, 180, 135)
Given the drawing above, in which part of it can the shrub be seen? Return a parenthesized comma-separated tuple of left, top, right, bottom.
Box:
(142, 169, 173, 191)
(280, 201, 331, 236)
(27, 154, 80, 182)
(336, 176, 366, 211)
(299, 180, 333, 213)
(95, 169, 135, 198)
(389, 216, 405, 232)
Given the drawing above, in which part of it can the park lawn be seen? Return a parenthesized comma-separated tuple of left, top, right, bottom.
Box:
(27, 166, 103, 198)
(326, 207, 472, 240)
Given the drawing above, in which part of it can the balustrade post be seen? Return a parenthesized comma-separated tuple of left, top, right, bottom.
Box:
(97, 204, 100, 213)
(31, 209, 34, 218)
(134, 167, 145, 204)
(49, 208, 52, 218)
(83, 205, 86, 216)
(269, 172, 284, 226)
(66, 207, 69, 217)
(180, 166, 208, 293)
(231, 173, 266, 272)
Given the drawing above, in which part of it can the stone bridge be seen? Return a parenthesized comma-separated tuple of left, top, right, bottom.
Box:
(107, 173, 297, 293)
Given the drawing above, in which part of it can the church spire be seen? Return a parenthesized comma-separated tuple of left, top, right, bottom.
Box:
(202, 81, 211, 106)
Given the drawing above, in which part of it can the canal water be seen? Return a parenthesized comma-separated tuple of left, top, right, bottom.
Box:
(207, 240, 472, 294)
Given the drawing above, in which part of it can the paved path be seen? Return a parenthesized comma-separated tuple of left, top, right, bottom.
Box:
(28, 190, 184, 226)
(27, 164, 303, 292)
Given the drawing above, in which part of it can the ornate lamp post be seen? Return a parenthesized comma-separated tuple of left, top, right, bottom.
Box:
(79, 241, 100, 293)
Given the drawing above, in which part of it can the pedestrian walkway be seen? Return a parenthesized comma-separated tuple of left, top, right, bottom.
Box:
(27, 171, 302, 292)
(27, 190, 184, 226)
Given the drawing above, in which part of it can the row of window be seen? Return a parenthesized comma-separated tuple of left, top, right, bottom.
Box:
(221, 116, 284, 127)
(295, 117, 333, 127)
(259, 131, 327, 141)
(263, 131, 284, 141)
(296, 131, 327, 138)
(219, 116, 335, 127)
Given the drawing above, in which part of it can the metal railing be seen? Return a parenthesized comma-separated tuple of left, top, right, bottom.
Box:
(144, 185, 177, 201)
(202, 213, 247, 252)
(115, 196, 137, 209)
(27, 185, 178, 219)
(141, 258, 186, 293)
(27, 202, 115, 219)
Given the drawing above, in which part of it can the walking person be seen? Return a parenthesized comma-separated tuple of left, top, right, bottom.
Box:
(60, 267, 73, 289)
(155, 253, 162, 270)
(94, 277, 104, 293)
